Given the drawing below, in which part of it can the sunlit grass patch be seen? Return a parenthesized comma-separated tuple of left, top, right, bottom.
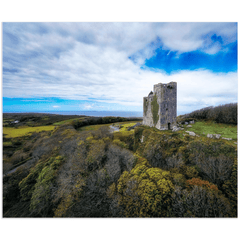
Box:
(3, 126, 55, 138)
(79, 123, 111, 131)
(53, 118, 84, 126)
(3, 118, 14, 122)
(118, 122, 138, 132)
(79, 121, 141, 132)
(183, 121, 237, 141)
(41, 116, 50, 121)
(3, 141, 13, 147)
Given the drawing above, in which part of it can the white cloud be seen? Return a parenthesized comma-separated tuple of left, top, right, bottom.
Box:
(2, 23, 238, 115)
(154, 22, 237, 54)
(83, 104, 94, 110)
(53, 105, 60, 108)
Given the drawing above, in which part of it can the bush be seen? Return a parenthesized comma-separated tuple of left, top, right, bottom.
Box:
(183, 103, 237, 124)
(171, 185, 232, 217)
(110, 155, 174, 217)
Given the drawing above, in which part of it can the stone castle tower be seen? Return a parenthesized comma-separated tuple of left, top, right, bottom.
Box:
(143, 82, 177, 130)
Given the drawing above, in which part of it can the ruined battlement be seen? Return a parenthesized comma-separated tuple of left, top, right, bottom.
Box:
(143, 82, 177, 130)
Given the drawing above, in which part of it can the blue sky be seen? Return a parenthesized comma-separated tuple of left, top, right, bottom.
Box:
(2, 22, 238, 115)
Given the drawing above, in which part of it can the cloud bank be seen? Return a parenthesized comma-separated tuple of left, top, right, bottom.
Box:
(3, 22, 238, 114)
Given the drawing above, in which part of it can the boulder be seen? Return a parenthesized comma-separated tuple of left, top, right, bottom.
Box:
(185, 122, 189, 125)
(189, 120, 195, 124)
(207, 134, 213, 138)
(186, 131, 196, 136)
(222, 137, 232, 141)
(207, 134, 222, 139)
(172, 126, 184, 132)
(187, 125, 192, 128)
(213, 134, 221, 139)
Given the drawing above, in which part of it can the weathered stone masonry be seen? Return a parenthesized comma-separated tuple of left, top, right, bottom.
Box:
(143, 82, 177, 130)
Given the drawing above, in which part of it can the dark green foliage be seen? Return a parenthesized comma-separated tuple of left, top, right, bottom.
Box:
(3, 166, 30, 216)
(29, 156, 65, 216)
(19, 161, 46, 201)
(185, 140, 236, 186)
(222, 159, 238, 217)
(172, 185, 232, 217)
(72, 116, 140, 130)
(182, 103, 237, 124)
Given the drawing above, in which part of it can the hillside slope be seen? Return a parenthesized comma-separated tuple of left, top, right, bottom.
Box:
(3, 116, 237, 217)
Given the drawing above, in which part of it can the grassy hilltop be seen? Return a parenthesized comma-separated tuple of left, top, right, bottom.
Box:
(2, 105, 237, 217)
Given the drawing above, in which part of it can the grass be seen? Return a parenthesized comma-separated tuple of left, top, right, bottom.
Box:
(3, 126, 55, 138)
(79, 121, 142, 132)
(3, 141, 13, 147)
(3, 118, 14, 122)
(41, 116, 50, 121)
(118, 122, 138, 132)
(181, 121, 237, 141)
(53, 117, 85, 126)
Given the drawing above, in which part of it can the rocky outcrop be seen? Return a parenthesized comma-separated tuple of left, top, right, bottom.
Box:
(207, 134, 221, 139)
(222, 137, 232, 141)
(172, 126, 184, 132)
(185, 131, 199, 137)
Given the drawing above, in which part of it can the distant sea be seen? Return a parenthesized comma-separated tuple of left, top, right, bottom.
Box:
(5, 111, 143, 118)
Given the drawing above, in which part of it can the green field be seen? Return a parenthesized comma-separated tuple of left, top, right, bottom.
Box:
(53, 117, 85, 126)
(79, 121, 141, 132)
(3, 141, 13, 147)
(3, 126, 55, 138)
(182, 121, 237, 141)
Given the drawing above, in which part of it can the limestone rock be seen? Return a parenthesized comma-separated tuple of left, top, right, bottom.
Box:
(207, 133, 221, 139)
(187, 125, 192, 128)
(185, 122, 189, 125)
(189, 120, 195, 124)
(222, 137, 232, 141)
(172, 126, 184, 132)
(214, 134, 221, 139)
(207, 133, 213, 138)
(186, 131, 196, 136)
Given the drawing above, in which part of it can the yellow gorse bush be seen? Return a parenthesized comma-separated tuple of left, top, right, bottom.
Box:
(115, 154, 174, 217)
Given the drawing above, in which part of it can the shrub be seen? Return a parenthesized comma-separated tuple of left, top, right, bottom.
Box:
(171, 185, 232, 217)
(113, 155, 174, 217)
(29, 156, 64, 216)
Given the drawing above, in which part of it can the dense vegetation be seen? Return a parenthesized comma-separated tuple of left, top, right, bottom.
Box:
(180, 103, 237, 125)
(2, 112, 237, 217)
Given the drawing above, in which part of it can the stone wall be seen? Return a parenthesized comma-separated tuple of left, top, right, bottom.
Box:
(143, 82, 177, 130)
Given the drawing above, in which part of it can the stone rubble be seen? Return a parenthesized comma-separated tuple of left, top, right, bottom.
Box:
(207, 133, 221, 139)
(172, 126, 184, 132)
(185, 131, 199, 137)
(222, 137, 232, 141)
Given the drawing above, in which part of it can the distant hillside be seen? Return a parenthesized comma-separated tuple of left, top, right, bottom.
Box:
(181, 103, 237, 125)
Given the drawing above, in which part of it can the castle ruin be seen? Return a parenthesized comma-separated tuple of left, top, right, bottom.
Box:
(143, 82, 177, 130)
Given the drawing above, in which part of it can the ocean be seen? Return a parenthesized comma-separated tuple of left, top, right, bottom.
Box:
(5, 111, 143, 118)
